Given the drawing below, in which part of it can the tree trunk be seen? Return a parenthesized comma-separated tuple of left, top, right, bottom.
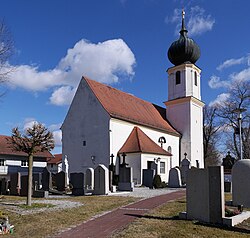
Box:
(27, 154, 33, 206)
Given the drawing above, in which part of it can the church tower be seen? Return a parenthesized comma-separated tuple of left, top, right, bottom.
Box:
(165, 10, 204, 168)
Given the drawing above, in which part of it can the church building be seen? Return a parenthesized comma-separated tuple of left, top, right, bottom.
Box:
(62, 11, 204, 185)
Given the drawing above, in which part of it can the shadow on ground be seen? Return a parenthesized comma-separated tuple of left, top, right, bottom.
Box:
(124, 213, 250, 235)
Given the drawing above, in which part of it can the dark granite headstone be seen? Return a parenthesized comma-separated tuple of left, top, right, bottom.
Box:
(55, 171, 67, 191)
(70, 172, 84, 195)
(10, 172, 21, 195)
(118, 166, 134, 191)
(0, 178, 7, 195)
(142, 169, 155, 189)
(33, 173, 42, 191)
(42, 167, 52, 191)
(20, 175, 28, 196)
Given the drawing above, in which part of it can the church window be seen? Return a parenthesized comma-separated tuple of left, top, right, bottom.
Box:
(83, 141, 86, 146)
(0, 159, 5, 166)
(160, 162, 165, 174)
(21, 160, 28, 167)
(176, 71, 181, 85)
(194, 71, 198, 86)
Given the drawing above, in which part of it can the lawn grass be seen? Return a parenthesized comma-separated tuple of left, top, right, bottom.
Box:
(111, 198, 250, 238)
(0, 195, 138, 238)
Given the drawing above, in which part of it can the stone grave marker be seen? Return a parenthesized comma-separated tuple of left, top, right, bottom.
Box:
(42, 167, 52, 191)
(180, 154, 191, 184)
(168, 167, 182, 187)
(118, 166, 134, 191)
(181, 166, 225, 224)
(232, 160, 250, 208)
(33, 173, 42, 191)
(10, 172, 21, 195)
(93, 164, 109, 195)
(20, 175, 28, 197)
(85, 168, 94, 190)
(70, 172, 84, 195)
(0, 178, 7, 195)
(142, 169, 155, 189)
(55, 171, 67, 191)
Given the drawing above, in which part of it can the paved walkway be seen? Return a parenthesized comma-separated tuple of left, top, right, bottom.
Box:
(57, 189, 185, 238)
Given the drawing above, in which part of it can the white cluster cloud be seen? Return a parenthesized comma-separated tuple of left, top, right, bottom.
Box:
(229, 67, 250, 83)
(7, 39, 136, 106)
(49, 86, 76, 106)
(209, 93, 230, 107)
(217, 54, 250, 71)
(166, 6, 215, 36)
(208, 75, 230, 89)
(209, 62, 250, 90)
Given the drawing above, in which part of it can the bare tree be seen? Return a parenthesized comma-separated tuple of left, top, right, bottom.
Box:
(216, 80, 250, 159)
(0, 19, 14, 83)
(203, 105, 221, 167)
(8, 123, 54, 206)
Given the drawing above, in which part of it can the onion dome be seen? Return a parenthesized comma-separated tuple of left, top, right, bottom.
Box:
(168, 10, 200, 66)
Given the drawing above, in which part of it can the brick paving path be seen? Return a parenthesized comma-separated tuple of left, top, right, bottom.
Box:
(57, 190, 185, 238)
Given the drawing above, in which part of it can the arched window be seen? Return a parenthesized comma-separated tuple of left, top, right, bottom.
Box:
(194, 71, 198, 86)
(167, 146, 172, 153)
(176, 71, 181, 85)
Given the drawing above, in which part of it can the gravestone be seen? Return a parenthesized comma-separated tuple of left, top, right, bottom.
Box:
(10, 172, 21, 195)
(181, 166, 225, 224)
(0, 178, 7, 195)
(20, 175, 28, 196)
(180, 156, 191, 184)
(222, 151, 235, 172)
(150, 162, 158, 173)
(142, 169, 155, 189)
(55, 171, 67, 191)
(168, 167, 182, 188)
(33, 173, 42, 191)
(93, 164, 109, 195)
(118, 166, 134, 191)
(42, 167, 52, 191)
(70, 172, 84, 195)
(85, 168, 94, 190)
(232, 160, 250, 207)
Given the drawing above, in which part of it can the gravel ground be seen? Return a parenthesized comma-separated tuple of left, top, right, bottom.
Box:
(108, 187, 185, 198)
(0, 199, 82, 215)
(0, 187, 185, 215)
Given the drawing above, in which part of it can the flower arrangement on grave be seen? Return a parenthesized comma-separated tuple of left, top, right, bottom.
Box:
(0, 211, 14, 235)
(225, 205, 243, 217)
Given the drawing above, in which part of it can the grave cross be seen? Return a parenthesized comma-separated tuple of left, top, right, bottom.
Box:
(122, 152, 128, 166)
(109, 154, 115, 172)
(110, 154, 114, 165)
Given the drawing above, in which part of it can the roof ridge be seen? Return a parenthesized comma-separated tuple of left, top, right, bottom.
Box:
(134, 127, 142, 152)
(83, 76, 180, 137)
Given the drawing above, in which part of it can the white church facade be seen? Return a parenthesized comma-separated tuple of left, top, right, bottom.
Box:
(62, 10, 204, 185)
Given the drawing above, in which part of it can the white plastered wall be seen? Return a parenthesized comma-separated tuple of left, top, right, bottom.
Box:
(167, 63, 201, 101)
(110, 118, 180, 184)
(62, 79, 110, 174)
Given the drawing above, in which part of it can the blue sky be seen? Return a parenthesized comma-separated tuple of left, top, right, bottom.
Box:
(0, 0, 249, 154)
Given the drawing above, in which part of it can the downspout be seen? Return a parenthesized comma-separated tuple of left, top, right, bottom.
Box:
(179, 135, 182, 166)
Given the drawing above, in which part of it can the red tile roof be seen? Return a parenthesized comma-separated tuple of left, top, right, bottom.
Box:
(0, 135, 54, 159)
(84, 77, 180, 136)
(47, 154, 62, 164)
(118, 127, 172, 156)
